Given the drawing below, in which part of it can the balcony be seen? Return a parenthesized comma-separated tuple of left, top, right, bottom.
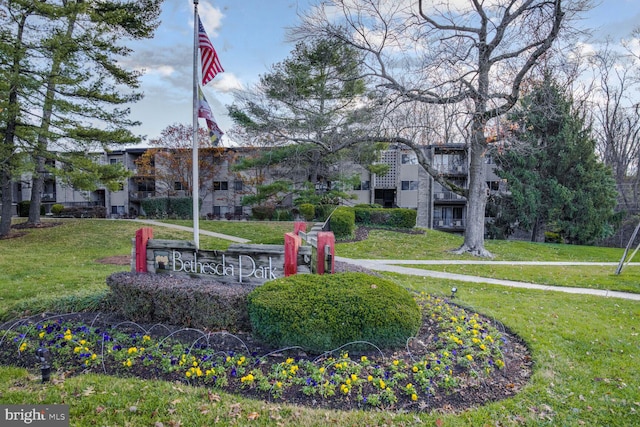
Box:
(129, 191, 156, 200)
(433, 191, 466, 203)
(41, 193, 57, 202)
(434, 219, 465, 229)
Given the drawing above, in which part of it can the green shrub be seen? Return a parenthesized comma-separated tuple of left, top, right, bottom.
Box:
(251, 205, 275, 220)
(51, 204, 65, 215)
(247, 272, 422, 353)
(329, 207, 355, 239)
(17, 201, 30, 217)
(298, 203, 315, 221)
(353, 207, 416, 229)
(314, 204, 336, 222)
(140, 197, 196, 219)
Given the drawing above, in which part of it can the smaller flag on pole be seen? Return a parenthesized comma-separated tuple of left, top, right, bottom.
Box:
(198, 15, 224, 86)
(197, 87, 224, 145)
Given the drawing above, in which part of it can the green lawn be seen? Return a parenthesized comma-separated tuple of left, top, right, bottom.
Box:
(0, 219, 638, 426)
(336, 229, 627, 261)
(400, 263, 640, 293)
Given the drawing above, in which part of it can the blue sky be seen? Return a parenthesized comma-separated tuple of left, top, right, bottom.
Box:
(124, 0, 640, 146)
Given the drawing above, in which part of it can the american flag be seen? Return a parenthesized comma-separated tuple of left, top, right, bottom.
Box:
(198, 16, 224, 86)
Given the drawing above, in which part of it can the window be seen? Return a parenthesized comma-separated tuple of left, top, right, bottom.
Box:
(111, 205, 125, 215)
(174, 181, 184, 191)
(110, 158, 123, 165)
(212, 206, 221, 216)
(401, 180, 418, 190)
(234, 180, 243, 191)
(234, 205, 243, 215)
(401, 153, 418, 164)
(353, 181, 370, 191)
(213, 181, 228, 191)
(487, 181, 500, 191)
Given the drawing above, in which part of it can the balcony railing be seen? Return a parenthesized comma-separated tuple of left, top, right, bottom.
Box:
(129, 191, 156, 200)
(433, 191, 466, 202)
(435, 165, 467, 175)
(433, 219, 465, 228)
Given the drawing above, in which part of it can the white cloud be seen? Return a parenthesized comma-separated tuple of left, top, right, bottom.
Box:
(210, 73, 244, 93)
(197, 1, 224, 36)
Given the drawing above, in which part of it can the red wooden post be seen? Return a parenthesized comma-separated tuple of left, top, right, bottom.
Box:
(294, 221, 307, 235)
(316, 231, 335, 275)
(284, 232, 302, 276)
(135, 227, 153, 273)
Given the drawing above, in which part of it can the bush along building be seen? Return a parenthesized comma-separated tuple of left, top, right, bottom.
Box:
(7, 144, 502, 234)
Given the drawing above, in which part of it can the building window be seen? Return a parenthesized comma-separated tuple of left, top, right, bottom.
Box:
(487, 181, 500, 191)
(353, 181, 370, 191)
(401, 180, 418, 190)
(110, 158, 123, 165)
(212, 206, 221, 216)
(111, 205, 125, 215)
(213, 181, 228, 191)
(234, 180, 243, 191)
(401, 153, 417, 164)
(174, 181, 184, 191)
(234, 205, 243, 215)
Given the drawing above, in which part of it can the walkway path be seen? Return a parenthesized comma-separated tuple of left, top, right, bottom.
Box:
(129, 219, 249, 243)
(336, 257, 640, 301)
(126, 219, 640, 302)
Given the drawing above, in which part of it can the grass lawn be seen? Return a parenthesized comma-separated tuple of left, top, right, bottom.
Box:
(336, 229, 627, 262)
(0, 219, 638, 426)
(400, 263, 640, 294)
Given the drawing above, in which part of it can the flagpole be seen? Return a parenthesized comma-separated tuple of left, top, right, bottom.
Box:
(192, 0, 200, 249)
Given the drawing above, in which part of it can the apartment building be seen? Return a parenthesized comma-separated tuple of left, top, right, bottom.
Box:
(8, 144, 500, 233)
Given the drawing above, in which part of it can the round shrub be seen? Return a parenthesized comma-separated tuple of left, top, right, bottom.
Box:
(50, 204, 65, 215)
(298, 203, 315, 221)
(329, 206, 355, 239)
(247, 272, 422, 353)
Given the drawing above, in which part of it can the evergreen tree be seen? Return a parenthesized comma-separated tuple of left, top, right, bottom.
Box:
(0, 0, 161, 235)
(495, 76, 618, 245)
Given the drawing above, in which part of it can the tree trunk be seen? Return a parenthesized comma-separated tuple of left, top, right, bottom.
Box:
(28, 155, 45, 225)
(453, 125, 492, 257)
(531, 217, 546, 242)
(0, 168, 13, 237)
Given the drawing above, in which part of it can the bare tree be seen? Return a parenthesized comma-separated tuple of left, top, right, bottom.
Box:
(589, 44, 640, 214)
(293, 0, 588, 256)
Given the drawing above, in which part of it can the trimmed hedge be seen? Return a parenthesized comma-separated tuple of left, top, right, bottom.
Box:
(329, 206, 355, 239)
(247, 272, 422, 353)
(106, 272, 258, 332)
(354, 207, 416, 229)
(141, 197, 197, 219)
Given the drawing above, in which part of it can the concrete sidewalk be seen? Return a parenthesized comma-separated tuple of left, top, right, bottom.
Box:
(337, 257, 640, 302)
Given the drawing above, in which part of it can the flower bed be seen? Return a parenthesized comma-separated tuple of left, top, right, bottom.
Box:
(0, 294, 531, 412)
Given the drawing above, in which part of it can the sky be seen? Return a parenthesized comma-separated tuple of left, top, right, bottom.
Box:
(123, 0, 640, 147)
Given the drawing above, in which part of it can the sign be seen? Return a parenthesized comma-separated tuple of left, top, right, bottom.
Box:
(146, 241, 295, 285)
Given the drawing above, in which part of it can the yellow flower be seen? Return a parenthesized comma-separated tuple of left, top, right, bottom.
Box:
(19, 342, 27, 352)
(143, 335, 151, 342)
(127, 347, 138, 354)
(39, 332, 45, 339)
(360, 356, 368, 362)
(91, 354, 97, 360)
(319, 367, 325, 374)
(495, 359, 505, 369)
(74, 346, 82, 353)
(367, 375, 373, 382)
(466, 354, 473, 361)
(379, 379, 386, 389)
(241, 373, 254, 383)
(123, 359, 132, 367)
(79, 339, 86, 345)
(186, 371, 192, 378)
(392, 360, 399, 366)
(285, 357, 294, 364)
(276, 381, 282, 388)
(480, 344, 486, 351)
(238, 356, 246, 366)
(412, 366, 419, 373)
(350, 374, 357, 382)
(411, 393, 418, 401)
